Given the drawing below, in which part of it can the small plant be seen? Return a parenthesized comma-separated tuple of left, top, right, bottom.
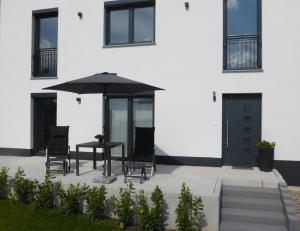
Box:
(136, 190, 150, 230)
(191, 196, 204, 230)
(0, 167, 9, 199)
(136, 186, 166, 231)
(175, 183, 204, 231)
(86, 185, 107, 220)
(56, 182, 89, 215)
(148, 186, 165, 231)
(35, 174, 55, 209)
(111, 182, 135, 229)
(256, 140, 275, 149)
(14, 167, 38, 204)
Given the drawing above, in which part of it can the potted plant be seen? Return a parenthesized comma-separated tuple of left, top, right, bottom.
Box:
(256, 140, 276, 172)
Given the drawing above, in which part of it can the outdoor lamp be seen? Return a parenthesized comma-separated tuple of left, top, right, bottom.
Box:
(185, 2, 189, 10)
(213, 91, 216, 102)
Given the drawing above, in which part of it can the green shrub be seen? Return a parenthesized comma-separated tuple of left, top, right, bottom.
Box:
(256, 140, 275, 149)
(175, 183, 204, 231)
(86, 185, 107, 220)
(56, 182, 89, 215)
(148, 186, 165, 231)
(111, 182, 135, 229)
(14, 167, 38, 204)
(0, 167, 9, 199)
(35, 174, 55, 209)
(136, 190, 149, 230)
(136, 186, 166, 231)
(191, 196, 204, 230)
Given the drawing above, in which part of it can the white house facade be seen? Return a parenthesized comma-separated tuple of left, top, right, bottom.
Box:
(0, 0, 300, 185)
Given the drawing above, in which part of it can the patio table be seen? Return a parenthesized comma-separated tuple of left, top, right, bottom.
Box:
(75, 141, 125, 176)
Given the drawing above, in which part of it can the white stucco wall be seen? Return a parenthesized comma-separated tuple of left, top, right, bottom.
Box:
(0, 0, 300, 161)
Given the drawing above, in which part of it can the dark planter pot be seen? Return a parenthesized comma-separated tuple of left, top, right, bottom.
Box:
(258, 148, 274, 172)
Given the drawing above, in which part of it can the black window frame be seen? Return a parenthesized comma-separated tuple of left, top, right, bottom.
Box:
(223, 0, 262, 71)
(104, 0, 156, 46)
(32, 8, 58, 78)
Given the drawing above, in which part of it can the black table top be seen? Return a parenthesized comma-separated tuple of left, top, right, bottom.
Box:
(76, 141, 123, 148)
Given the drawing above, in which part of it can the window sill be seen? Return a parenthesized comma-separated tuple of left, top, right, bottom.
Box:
(31, 76, 58, 80)
(222, 69, 264, 74)
(103, 42, 156, 49)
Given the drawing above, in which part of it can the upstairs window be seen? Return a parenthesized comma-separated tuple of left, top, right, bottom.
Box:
(32, 9, 58, 77)
(105, 0, 155, 46)
(223, 0, 262, 71)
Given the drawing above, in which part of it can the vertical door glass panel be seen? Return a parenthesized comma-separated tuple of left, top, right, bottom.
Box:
(109, 99, 128, 157)
(134, 7, 154, 43)
(39, 17, 58, 49)
(133, 98, 154, 144)
(227, 0, 257, 35)
(109, 9, 129, 44)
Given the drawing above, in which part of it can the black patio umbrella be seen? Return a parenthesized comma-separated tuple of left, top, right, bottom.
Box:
(43, 72, 164, 179)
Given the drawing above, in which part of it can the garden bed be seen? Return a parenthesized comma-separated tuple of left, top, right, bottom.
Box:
(0, 199, 138, 231)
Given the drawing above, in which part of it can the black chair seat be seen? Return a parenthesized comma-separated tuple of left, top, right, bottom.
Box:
(48, 155, 67, 161)
(124, 162, 145, 169)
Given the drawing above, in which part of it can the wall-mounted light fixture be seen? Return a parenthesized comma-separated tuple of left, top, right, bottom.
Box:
(185, 2, 190, 10)
(213, 91, 216, 102)
(78, 12, 83, 19)
(76, 97, 81, 104)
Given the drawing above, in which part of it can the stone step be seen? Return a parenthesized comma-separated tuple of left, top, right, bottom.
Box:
(220, 221, 288, 231)
(222, 185, 280, 199)
(222, 196, 283, 211)
(222, 208, 286, 225)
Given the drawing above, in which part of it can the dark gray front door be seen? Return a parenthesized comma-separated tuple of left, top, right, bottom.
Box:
(222, 94, 261, 167)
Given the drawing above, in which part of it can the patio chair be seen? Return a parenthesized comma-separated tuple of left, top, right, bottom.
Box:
(45, 126, 70, 176)
(124, 127, 156, 184)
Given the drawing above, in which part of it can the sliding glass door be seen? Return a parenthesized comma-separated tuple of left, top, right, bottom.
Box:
(108, 96, 154, 158)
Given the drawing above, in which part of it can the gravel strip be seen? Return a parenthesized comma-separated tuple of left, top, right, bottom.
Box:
(289, 187, 300, 231)
(289, 187, 300, 216)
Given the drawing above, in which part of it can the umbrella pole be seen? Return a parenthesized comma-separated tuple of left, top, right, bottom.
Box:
(104, 86, 112, 177)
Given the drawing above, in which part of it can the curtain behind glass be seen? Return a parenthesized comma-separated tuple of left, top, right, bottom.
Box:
(109, 99, 128, 157)
(133, 98, 154, 144)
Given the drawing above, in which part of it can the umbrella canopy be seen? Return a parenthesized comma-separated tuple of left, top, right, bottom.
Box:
(43, 72, 164, 94)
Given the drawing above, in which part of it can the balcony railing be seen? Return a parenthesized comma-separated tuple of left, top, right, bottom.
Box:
(224, 34, 261, 70)
(33, 48, 57, 77)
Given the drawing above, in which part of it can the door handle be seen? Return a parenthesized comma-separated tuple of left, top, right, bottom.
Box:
(226, 119, 229, 148)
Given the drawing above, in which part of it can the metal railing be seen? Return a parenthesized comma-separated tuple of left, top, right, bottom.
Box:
(33, 48, 57, 77)
(224, 34, 261, 70)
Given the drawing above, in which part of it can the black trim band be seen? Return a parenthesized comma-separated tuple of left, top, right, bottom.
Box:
(274, 160, 300, 186)
(0, 148, 32, 156)
(156, 155, 222, 167)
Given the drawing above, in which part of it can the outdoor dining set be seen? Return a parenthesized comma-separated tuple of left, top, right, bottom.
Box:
(43, 72, 163, 184)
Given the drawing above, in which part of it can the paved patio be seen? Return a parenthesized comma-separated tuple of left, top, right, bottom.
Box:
(0, 155, 281, 194)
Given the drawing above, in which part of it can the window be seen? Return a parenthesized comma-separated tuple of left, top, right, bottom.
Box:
(223, 0, 262, 70)
(32, 9, 58, 77)
(105, 0, 155, 46)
